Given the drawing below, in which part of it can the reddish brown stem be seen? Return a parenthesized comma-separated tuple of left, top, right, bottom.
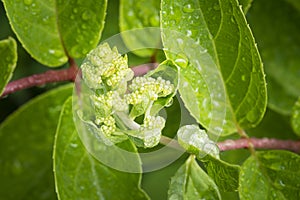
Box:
(1, 62, 157, 98)
(218, 138, 300, 153)
(1, 58, 78, 98)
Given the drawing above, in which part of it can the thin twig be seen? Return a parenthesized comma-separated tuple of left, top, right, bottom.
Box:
(160, 136, 300, 153)
(131, 63, 158, 76)
(1, 61, 158, 98)
(1, 58, 78, 98)
(218, 137, 300, 153)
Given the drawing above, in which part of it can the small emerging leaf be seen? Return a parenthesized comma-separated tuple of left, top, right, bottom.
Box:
(168, 156, 221, 200)
(0, 37, 17, 95)
(239, 150, 300, 199)
(54, 98, 149, 200)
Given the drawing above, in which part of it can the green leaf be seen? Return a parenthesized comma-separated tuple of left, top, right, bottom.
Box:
(248, 0, 300, 115)
(239, 150, 300, 199)
(54, 97, 149, 200)
(239, 0, 252, 13)
(119, 0, 160, 57)
(291, 98, 300, 136)
(168, 155, 221, 200)
(0, 84, 73, 199)
(161, 0, 267, 135)
(205, 156, 240, 192)
(2, 0, 107, 67)
(0, 37, 17, 95)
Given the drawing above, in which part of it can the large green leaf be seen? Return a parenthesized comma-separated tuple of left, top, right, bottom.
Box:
(2, 0, 107, 67)
(248, 0, 300, 115)
(291, 98, 300, 136)
(161, 0, 267, 135)
(0, 37, 17, 95)
(54, 97, 149, 200)
(0, 84, 73, 199)
(168, 155, 221, 200)
(119, 0, 160, 57)
(239, 150, 300, 199)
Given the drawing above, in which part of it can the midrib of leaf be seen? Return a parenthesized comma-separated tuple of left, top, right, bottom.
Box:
(88, 156, 105, 199)
(184, 158, 192, 194)
(196, 0, 241, 131)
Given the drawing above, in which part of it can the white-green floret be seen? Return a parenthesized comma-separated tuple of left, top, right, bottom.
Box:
(82, 43, 133, 89)
(80, 43, 175, 148)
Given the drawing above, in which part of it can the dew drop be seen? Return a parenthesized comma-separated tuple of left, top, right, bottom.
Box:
(186, 30, 192, 37)
(48, 49, 55, 54)
(23, 0, 32, 6)
(73, 8, 78, 13)
(70, 143, 78, 148)
(183, 4, 194, 13)
(246, 110, 257, 123)
(82, 10, 92, 20)
(42, 16, 50, 23)
(70, 15, 75, 20)
(175, 58, 188, 68)
(241, 75, 246, 81)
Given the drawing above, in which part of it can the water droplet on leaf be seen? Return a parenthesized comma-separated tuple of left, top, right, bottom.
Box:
(241, 75, 246, 81)
(23, 0, 32, 5)
(82, 10, 93, 20)
(183, 4, 194, 13)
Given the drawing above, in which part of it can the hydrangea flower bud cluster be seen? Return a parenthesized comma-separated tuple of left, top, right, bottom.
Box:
(80, 43, 176, 148)
(82, 43, 133, 90)
(125, 76, 174, 104)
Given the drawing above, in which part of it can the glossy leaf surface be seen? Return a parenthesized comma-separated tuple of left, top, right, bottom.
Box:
(161, 0, 267, 135)
(168, 156, 221, 200)
(0, 84, 73, 199)
(0, 37, 17, 95)
(3, 0, 107, 66)
(239, 150, 300, 199)
(291, 98, 300, 136)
